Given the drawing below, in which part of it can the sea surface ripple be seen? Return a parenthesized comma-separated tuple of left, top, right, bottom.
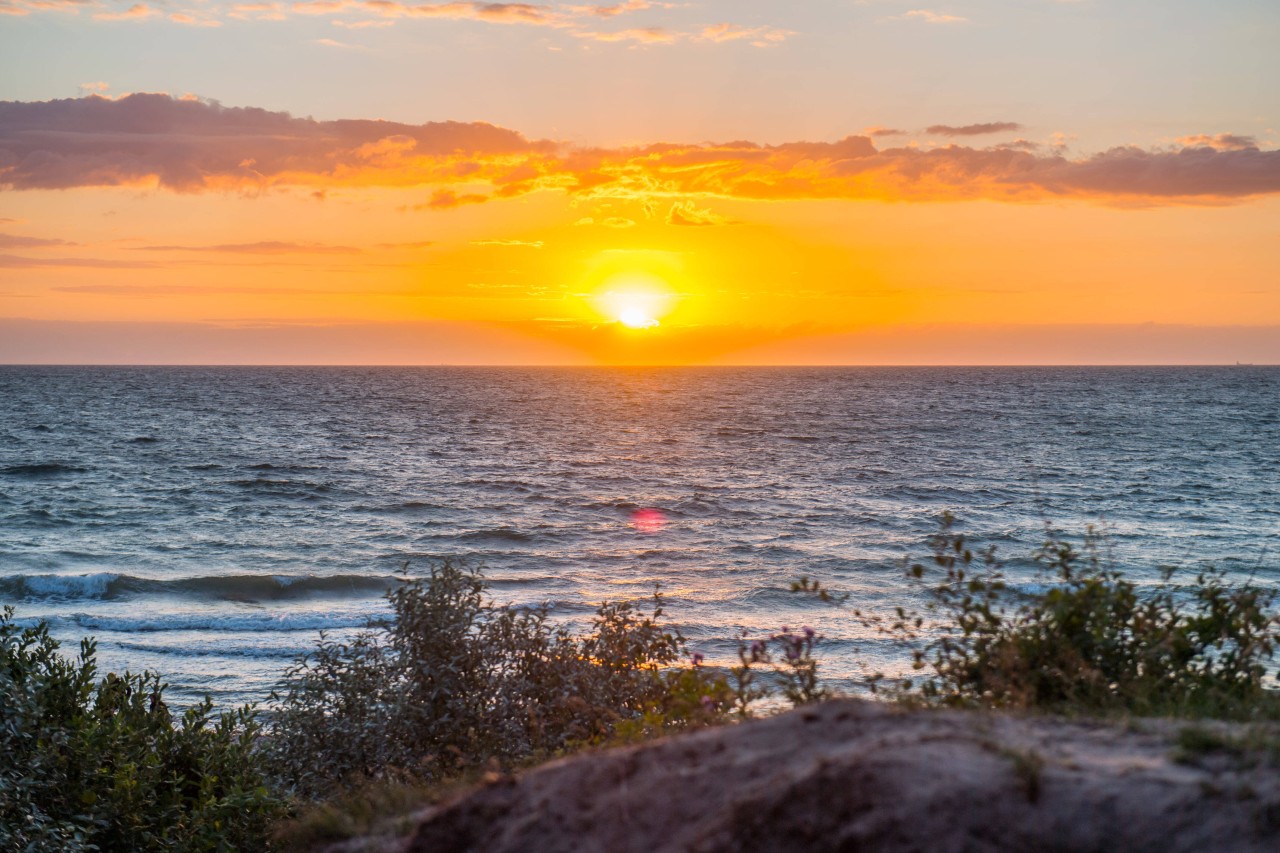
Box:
(1, 366, 1277, 704)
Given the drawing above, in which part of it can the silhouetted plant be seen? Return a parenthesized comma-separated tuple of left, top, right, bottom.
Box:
(0, 607, 281, 852)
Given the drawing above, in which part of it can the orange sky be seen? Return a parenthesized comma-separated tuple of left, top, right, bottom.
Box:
(2, 2, 1279, 366)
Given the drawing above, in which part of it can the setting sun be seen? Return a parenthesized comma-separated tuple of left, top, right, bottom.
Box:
(618, 306, 659, 329)
(592, 270, 677, 331)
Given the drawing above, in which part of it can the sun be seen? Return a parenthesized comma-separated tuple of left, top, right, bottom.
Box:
(592, 271, 674, 330)
(617, 304, 660, 329)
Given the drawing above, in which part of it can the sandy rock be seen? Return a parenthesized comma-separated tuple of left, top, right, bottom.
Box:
(390, 699, 1280, 852)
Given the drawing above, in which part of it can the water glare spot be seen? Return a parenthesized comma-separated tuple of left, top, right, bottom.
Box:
(630, 508, 667, 534)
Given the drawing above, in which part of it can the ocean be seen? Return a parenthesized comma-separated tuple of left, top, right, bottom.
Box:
(1, 366, 1277, 706)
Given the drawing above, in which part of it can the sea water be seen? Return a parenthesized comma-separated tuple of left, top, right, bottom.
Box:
(2, 366, 1277, 705)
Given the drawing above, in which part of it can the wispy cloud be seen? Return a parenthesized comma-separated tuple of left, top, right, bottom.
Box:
(864, 126, 908, 138)
(927, 122, 1022, 136)
(897, 10, 966, 24)
(0, 253, 157, 268)
(133, 240, 362, 253)
(573, 25, 675, 43)
(696, 23, 794, 46)
(0, 232, 74, 248)
(471, 238, 545, 247)
(1176, 133, 1258, 152)
(92, 2, 157, 21)
(424, 189, 491, 208)
(2, 0, 792, 51)
(574, 22, 793, 46)
(314, 36, 362, 47)
(666, 201, 732, 226)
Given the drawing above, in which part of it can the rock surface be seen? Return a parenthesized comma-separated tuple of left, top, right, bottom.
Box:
(375, 700, 1280, 852)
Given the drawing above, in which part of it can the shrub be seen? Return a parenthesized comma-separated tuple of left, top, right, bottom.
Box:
(875, 514, 1280, 719)
(728, 625, 829, 717)
(0, 607, 282, 852)
(264, 561, 731, 799)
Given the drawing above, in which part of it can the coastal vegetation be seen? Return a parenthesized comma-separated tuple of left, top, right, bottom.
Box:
(875, 515, 1280, 721)
(3, 519, 1279, 850)
(0, 608, 280, 852)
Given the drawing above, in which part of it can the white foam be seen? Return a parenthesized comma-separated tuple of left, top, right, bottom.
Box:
(15, 573, 121, 598)
(61, 606, 385, 634)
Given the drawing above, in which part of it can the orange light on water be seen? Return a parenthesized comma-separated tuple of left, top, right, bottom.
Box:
(630, 508, 667, 534)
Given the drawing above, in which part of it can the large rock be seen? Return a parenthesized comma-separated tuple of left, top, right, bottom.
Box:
(397, 699, 1279, 852)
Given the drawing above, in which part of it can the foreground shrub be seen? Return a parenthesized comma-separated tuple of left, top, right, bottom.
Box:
(875, 514, 1280, 719)
(0, 607, 281, 852)
(265, 561, 730, 799)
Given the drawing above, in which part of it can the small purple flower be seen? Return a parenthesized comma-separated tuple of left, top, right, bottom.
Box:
(781, 625, 789, 634)
(691, 652, 705, 666)
(700, 695, 715, 709)
(803, 626, 815, 639)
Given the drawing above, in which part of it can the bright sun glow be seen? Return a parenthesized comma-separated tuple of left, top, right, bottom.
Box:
(618, 305, 659, 329)
(592, 271, 675, 330)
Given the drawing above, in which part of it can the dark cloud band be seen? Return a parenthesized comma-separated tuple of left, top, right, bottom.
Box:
(2, 95, 1277, 204)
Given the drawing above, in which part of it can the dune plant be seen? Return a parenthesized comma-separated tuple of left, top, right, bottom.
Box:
(265, 560, 731, 799)
(0, 607, 281, 852)
(874, 513, 1280, 719)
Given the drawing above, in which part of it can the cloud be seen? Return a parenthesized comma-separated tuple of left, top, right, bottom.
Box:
(344, 1, 562, 26)
(0, 232, 74, 248)
(424, 188, 491, 208)
(0, 253, 157, 268)
(665, 201, 732, 226)
(996, 139, 1040, 151)
(133, 240, 361, 253)
(50, 284, 374, 295)
(898, 10, 966, 24)
(573, 26, 675, 43)
(601, 216, 634, 228)
(574, 22, 793, 47)
(93, 2, 159, 20)
(1, 0, 90, 16)
(0, 94, 551, 191)
(696, 23, 794, 46)
(3, 95, 1279, 205)
(471, 238, 544, 247)
(865, 127, 908, 138)
(228, 2, 286, 20)
(571, 0, 663, 17)
(168, 11, 222, 25)
(926, 122, 1023, 136)
(1176, 133, 1258, 152)
(0, 0, 794, 50)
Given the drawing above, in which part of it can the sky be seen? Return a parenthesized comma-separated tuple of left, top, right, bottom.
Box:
(1, 0, 1278, 364)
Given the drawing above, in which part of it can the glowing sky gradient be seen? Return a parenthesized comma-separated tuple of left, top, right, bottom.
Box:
(1, 1, 1278, 363)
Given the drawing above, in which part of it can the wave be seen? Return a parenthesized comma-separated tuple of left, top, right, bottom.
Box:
(454, 527, 535, 543)
(60, 610, 383, 634)
(112, 639, 315, 659)
(1, 462, 88, 477)
(0, 572, 396, 602)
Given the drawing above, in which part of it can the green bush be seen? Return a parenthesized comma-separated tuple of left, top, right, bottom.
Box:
(875, 514, 1280, 719)
(264, 561, 730, 799)
(0, 607, 282, 852)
